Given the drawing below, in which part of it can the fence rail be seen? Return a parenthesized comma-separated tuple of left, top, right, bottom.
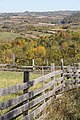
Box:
(0, 64, 80, 120)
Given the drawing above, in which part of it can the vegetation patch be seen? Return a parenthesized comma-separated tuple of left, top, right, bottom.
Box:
(0, 32, 23, 42)
(44, 88, 80, 120)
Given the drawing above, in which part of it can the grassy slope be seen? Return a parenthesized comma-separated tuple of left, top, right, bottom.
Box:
(0, 71, 41, 117)
(44, 89, 80, 120)
(0, 71, 41, 88)
(0, 71, 23, 88)
(0, 32, 22, 42)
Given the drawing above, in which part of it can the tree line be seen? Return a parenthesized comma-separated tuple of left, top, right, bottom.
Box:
(0, 30, 80, 66)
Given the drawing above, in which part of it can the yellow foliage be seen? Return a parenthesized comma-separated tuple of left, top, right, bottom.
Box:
(32, 46, 46, 59)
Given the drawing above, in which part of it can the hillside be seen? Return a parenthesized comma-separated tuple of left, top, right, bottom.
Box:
(0, 11, 77, 25)
(45, 89, 80, 120)
(61, 12, 80, 24)
(0, 11, 80, 66)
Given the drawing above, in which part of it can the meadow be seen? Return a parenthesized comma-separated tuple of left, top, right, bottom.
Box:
(0, 32, 23, 42)
(0, 71, 42, 88)
(0, 71, 42, 103)
(0, 71, 42, 118)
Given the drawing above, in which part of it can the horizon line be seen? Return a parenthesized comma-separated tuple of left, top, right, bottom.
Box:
(0, 9, 80, 13)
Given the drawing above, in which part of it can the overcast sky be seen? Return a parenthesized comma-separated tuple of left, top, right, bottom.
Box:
(0, 0, 80, 13)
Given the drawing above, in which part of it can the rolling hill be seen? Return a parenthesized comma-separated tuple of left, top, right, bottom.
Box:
(61, 12, 80, 24)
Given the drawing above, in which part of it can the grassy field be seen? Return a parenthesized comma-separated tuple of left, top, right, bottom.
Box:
(0, 32, 23, 42)
(0, 71, 41, 103)
(1, 71, 80, 119)
(0, 71, 41, 88)
(0, 71, 23, 88)
(0, 71, 52, 120)
(0, 71, 42, 117)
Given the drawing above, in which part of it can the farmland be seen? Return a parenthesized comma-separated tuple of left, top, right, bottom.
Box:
(0, 32, 24, 42)
(0, 65, 80, 120)
(0, 11, 80, 66)
(0, 71, 41, 88)
(0, 10, 80, 119)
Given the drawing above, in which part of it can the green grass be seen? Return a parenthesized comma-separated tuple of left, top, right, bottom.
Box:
(0, 32, 23, 42)
(0, 71, 63, 119)
(0, 71, 41, 88)
(0, 71, 23, 88)
(0, 71, 42, 117)
(44, 89, 80, 120)
(0, 71, 41, 102)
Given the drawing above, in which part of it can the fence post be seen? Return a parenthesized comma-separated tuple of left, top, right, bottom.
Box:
(77, 63, 80, 83)
(12, 53, 15, 66)
(51, 63, 54, 72)
(73, 65, 77, 87)
(51, 63, 56, 96)
(61, 59, 64, 92)
(32, 59, 35, 70)
(23, 70, 29, 116)
(61, 59, 64, 78)
(46, 59, 49, 66)
(51, 63, 55, 82)
(78, 63, 80, 89)
(42, 66, 44, 75)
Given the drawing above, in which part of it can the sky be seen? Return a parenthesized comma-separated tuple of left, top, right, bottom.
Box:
(0, 0, 80, 13)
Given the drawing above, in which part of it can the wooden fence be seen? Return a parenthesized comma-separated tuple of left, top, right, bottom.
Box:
(0, 64, 61, 73)
(63, 65, 80, 91)
(0, 65, 80, 120)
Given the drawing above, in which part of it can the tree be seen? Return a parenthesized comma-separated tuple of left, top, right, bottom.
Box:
(31, 46, 46, 65)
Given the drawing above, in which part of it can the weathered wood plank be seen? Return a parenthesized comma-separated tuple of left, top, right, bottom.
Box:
(55, 77, 63, 82)
(64, 73, 80, 77)
(55, 84, 64, 92)
(0, 69, 59, 97)
(55, 70, 62, 75)
(21, 96, 54, 120)
(0, 92, 30, 110)
(33, 71, 55, 85)
(33, 70, 62, 85)
(64, 84, 80, 92)
(0, 81, 33, 97)
(65, 79, 80, 86)
(0, 89, 54, 120)
(23, 71, 29, 116)
(0, 79, 55, 110)
(0, 71, 56, 97)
